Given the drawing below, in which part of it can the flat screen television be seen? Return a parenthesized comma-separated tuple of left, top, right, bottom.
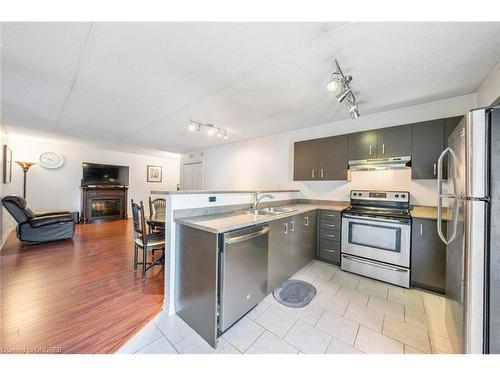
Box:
(82, 163, 129, 186)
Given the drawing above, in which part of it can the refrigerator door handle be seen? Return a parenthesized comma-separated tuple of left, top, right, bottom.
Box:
(437, 147, 459, 244)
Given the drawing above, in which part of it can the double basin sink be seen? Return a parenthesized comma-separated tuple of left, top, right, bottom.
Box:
(245, 206, 297, 216)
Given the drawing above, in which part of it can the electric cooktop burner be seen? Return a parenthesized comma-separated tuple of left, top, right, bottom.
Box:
(343, 190, 411, 219)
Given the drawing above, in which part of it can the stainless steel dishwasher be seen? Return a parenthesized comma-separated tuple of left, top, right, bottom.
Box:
(219, 224, 269, 332)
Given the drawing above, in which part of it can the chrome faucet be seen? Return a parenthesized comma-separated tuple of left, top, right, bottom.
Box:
(252, 192, 275, 210)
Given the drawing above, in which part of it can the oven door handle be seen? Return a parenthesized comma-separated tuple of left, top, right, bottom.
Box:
(342, 254, 408, 272)
(342, 213, 410, 225)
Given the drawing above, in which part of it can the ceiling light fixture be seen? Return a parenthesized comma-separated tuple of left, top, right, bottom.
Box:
(327, 59, 360, 119)
(187, 118, 229, 140)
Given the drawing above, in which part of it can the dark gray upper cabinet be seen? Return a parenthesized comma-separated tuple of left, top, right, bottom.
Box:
(348, 130, 378, 160)
(411, 217, 446, 294)
(294, 115, 462, 181)
(411, 119, 445, 179)
(443, 116, 464, 179)
(293, 139, 318, 180)
(317, 135, 348, 180)
(293, 135, 347, 181)
(444, 116, 463, 147)
(377, 124, 411, 158)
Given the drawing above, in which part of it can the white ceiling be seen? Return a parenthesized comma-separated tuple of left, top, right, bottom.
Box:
(1, 22, 500, 153)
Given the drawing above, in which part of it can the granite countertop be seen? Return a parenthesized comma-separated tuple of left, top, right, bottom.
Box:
(152, 189, 300, 195)
(410, 205, 452, 220)
(175, 202, 349, 233)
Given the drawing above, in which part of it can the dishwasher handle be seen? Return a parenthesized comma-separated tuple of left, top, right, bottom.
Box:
(225, 226, 270, 245)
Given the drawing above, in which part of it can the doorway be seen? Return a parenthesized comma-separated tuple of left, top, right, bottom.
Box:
(182, 162, 203, 190)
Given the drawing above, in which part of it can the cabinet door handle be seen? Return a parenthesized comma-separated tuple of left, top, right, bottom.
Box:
(311, 169, 315, 179)
(382, 144, 385, 155)
(420, 223, 423, 236)
(304, 216, 309, 226)
(284, 222, 288, 235)
(324, 223, 336, 228)
(326, 234, 336, 238)
(320, 169, 324, 178)
(369, 145, 372, 155)
(324, 249, 336, 253)
(433, 163, 437, 176)
(290, 220, 295, 232)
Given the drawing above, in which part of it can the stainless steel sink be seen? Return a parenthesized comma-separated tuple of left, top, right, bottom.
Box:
(246, 207, 297, 216)
(267, 207, 297, 213)
(246, 209, 276, 216)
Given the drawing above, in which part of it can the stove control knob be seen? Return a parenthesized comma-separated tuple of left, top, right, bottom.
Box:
(353, 193, 357, 196)
(401, 194, 406, 199)
(395, 194, 399, 198)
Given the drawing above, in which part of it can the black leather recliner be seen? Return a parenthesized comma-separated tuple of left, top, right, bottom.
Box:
(1, 196, 75, 244)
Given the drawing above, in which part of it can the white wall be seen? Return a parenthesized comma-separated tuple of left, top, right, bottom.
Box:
(476, 62, 500, 107)
(198, 94, 476, 206)
(5, 133, 181, 215)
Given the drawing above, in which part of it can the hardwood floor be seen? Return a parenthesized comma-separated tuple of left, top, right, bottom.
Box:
(0, 220, 164, 354)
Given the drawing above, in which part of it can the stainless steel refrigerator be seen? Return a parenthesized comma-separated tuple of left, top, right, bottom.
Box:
(437, 105, 500, 354)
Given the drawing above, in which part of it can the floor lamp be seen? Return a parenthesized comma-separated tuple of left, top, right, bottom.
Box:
(15, 161, 36, 199)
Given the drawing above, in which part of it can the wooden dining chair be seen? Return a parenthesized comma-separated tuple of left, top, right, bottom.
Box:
(131, 199, 165, 279)
(148, 197, 166, 232)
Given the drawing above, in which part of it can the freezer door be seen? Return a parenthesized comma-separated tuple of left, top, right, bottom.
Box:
(466, 109, 488, 199)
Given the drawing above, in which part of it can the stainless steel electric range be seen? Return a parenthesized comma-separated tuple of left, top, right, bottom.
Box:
(341, 190, 411, 288)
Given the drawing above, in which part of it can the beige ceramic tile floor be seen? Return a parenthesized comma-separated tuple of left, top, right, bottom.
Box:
(117, 260, 461, 354)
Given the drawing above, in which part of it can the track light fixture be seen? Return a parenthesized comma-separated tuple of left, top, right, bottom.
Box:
(326, 59, 360, 119)
(187, 118, 229, 140)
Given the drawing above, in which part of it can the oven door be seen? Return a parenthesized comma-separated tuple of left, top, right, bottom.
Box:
(341, 213, 410, 267)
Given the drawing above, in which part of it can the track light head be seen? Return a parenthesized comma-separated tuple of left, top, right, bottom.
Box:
(326, 75, 339, 92)
(188, 121, 198, 132)
(336, 88, 352, 103)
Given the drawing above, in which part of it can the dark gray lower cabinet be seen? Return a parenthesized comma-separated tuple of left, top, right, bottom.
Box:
(317, 209, 341, 265)
(267, 211, 317, 293)
(411, 217, 446, 293)
(268, 218, 290, 293)
(318, 239, 340, 263)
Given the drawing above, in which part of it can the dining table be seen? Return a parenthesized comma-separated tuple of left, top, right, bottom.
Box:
(147, 212, 166, 230)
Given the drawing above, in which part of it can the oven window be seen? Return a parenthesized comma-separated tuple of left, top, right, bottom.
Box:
(348, 222, 401, 252)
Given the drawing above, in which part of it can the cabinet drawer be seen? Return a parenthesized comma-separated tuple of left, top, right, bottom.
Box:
(320, 210, 341, 220)
(320, 220, 340, 231)
(319, 229, 340, 241)
(318, 239, 340, 263)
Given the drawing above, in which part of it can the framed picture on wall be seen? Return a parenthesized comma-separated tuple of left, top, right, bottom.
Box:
(147, 165, 162, 182)
(3, 145, 12, 184)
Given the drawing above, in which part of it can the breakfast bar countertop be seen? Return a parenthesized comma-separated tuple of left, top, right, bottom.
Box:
(175, 202, 350, 234)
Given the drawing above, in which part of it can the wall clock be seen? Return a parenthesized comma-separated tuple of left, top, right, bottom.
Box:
(39, 151, 64, 169)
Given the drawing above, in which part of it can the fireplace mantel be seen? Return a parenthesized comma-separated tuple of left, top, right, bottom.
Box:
(81, 185, 128, 223)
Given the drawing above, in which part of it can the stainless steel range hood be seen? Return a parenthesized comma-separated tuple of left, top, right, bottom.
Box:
(348, 156, 411, 171)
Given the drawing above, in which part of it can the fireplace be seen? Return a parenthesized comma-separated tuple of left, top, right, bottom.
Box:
(90, 198, 121, 220)
(81, 186, 128, 223)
